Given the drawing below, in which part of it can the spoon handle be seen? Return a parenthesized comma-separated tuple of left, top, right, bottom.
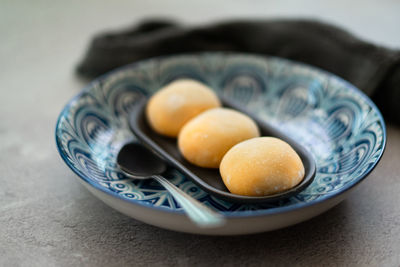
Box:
(152, 175, 225, 228)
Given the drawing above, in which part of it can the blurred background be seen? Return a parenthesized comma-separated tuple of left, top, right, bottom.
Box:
(2, 0, 399, 114)
(2, 0, 400, 108)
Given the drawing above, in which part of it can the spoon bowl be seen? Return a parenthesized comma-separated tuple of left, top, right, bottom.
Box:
(117, 142, 225, 228)
(117, 142, 166, 178)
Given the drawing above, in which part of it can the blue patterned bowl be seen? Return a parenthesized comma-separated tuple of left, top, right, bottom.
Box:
(55, 53, 386, 235)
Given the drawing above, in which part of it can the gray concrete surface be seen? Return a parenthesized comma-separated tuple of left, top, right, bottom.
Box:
(1, 0, 400, 266)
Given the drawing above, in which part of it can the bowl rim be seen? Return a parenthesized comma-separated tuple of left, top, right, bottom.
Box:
(55, 52, 387, 218)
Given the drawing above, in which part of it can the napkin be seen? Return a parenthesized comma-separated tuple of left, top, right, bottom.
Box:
(77, 19, 400, 124)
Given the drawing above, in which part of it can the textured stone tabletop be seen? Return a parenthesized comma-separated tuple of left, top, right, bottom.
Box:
(1, 1, 400, 266)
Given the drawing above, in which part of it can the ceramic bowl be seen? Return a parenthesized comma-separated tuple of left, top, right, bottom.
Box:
(55, 53, 386, 235)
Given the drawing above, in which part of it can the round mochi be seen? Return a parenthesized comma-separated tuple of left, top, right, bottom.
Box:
(146, 79, 221, 137)
(178, 108, 260, 168)
(220, 137, 305, 196)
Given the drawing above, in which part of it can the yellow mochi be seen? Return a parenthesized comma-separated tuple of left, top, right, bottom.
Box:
(146, 79, 221, 137)
(220, 137, 305, 196)
(178, 108, 260, 168)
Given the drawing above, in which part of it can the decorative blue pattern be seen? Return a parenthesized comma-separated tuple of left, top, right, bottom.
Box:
(55, 53, 385, 214)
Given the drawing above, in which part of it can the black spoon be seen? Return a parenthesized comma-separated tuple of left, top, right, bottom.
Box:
(117, 142, 225, 228)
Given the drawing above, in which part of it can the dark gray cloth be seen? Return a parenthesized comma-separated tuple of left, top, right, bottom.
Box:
(77, 19, 400, 123)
